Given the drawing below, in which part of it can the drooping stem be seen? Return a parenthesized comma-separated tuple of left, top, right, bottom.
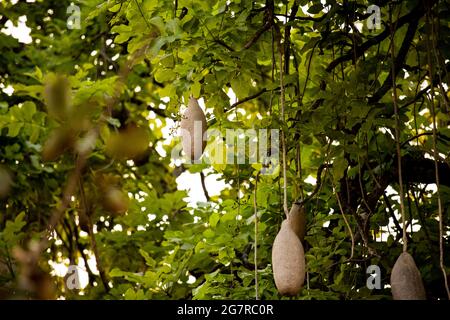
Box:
(253, 172, 260, 300)
(334, 180, 355, 261)
(277, 27, 288, 218)
(425, 6, 450, 299)
(389, 5, 407, 253)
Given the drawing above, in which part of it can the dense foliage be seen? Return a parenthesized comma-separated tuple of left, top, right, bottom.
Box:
(1, 0, 449, 300)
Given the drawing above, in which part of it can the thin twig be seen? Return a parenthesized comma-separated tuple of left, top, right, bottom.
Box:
(294, 163, 332, 205)
(214, 39, 235, 52)
(383, 193, 407, 242)
(253, 172, 260, 300)
(133, 0, 152, 30)
(401, 132, 434, 147)
(389, 5, 407, 253)
(243, 20, 272, 50)
(276, 27, 289, 218)
(226, 88, 273, 112)
(335, 191, 355, 261)
(199, 171, 211, 202)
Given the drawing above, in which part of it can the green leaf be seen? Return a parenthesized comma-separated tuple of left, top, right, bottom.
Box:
(8, 122, 23, 137)
(332, 157, 348, 183)
(21, 101, 36, 121)
(308, 4, 323, 14)
(111, 24, 133, 44)
(209, 213, 220, 228)
(154, 68, 176, 82)
(139, 249, 156, 267)
(191, 81, 201, 98)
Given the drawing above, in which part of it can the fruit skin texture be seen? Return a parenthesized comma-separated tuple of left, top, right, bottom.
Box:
(180, 97, 207, 161)
(288, 203, 306, 243)
(42, 128, 75, 161)
(102, 187, 129, 216)
(272, 219, 306, 296)
(391, 252, 426, 300)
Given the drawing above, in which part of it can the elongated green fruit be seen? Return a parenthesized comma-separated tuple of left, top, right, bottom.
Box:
(288, 203, 306, 243)
(272, 219, 305, 296)
(391, 252, 426, 300)
(180, 97, 207, 161)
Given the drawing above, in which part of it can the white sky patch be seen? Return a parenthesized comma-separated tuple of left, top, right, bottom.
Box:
(378, 127, 395, 139)
(323, 208, 334, 228)
(147, 110, 156, 119)
(176, 170, 228, 206)
(2, 85, 14, 96)
(331, 140, 340, 146)
(228, 87, 237, 105)
(300, 5, 311, 16)
(304, 175, 317, 185)
(376, 185, 425, 242)
(161, 118, 175, 145)
(384, 185, 395, 195)
(403, 69, 410, 79)
(1, 15, 32, 44)
(354, 21, 363, 32)
(442, 83, 448, 91)
(155, 140, 167, 157)
(112, 224, 123, 232)
(48, 252, 98, 291)
(186, 275, 196, 284)
(424, 152, 433, 160)
(197, 97, 208, 114)
(424, 183, 437, 194)
(420, 80, 429, 91)
(424, 152, 446, 162)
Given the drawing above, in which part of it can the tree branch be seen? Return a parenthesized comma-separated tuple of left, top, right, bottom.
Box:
(243, 20, 272, 50)
(242, 0, 274, 50)
(368, 16, 419, 103)
(383, 193, 408, 242)
(199, 171, 210, 202)
(225, 87, 275, 112)
(214, 39, 235, 52)
(325, 1, 433, 73)
(295, 163, 332, 205)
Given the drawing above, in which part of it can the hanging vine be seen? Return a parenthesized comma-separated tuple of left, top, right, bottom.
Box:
(425, 4, 450, 299)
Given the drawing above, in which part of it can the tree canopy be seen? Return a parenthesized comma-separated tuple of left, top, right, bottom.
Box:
(1, 0, 450, 300)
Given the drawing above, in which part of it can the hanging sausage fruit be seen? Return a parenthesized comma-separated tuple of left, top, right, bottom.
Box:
(272, 219, 306, 296)
(180, 96, 207, 162)
(391, 252, 426, 300)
